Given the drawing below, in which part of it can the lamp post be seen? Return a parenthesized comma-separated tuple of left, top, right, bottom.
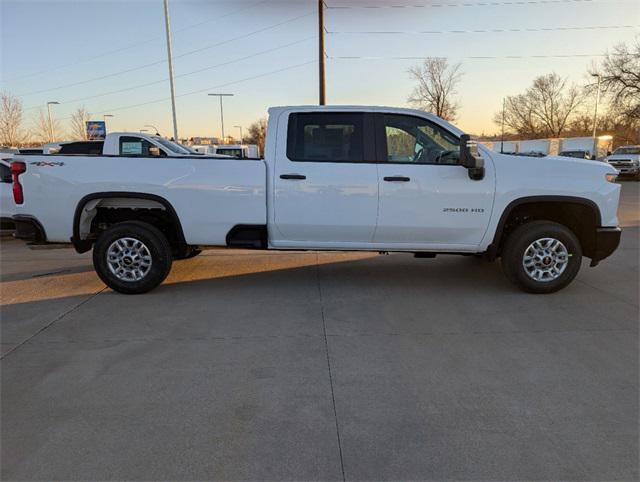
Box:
(144, 124, 161, 136)
(103, 114, 113, 133)
(46, 101, 59, 142)
(234, 125, 243, 144)
(208, 93, 234, 144)
(591, 73, 602, 158)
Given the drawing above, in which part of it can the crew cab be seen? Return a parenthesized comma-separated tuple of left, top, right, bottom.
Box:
(10, 106, 622, 294)
(605, 145, 640, 180)
(45, 132, 231, 158)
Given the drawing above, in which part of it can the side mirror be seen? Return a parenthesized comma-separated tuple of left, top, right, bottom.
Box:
(149, 146, 162, 157)
(459, 134, 485, 181)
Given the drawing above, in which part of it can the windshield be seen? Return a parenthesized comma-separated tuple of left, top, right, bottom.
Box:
(153, 137, 192, 155)
(560, 151, 582, 158)
(613, 147, 640, 155)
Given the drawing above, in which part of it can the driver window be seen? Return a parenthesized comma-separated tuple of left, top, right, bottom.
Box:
(383, 114, 459, 165)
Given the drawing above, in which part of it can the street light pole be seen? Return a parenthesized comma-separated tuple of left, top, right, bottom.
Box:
(234, 125, 243, 144)
(163, 0, 179, 141)
(103, 114, 113, 132)
(144, 124, 161, 136)
(208, 93, 234, 144)
(591, 73, 602, 158)
(46, 101, 59, 142)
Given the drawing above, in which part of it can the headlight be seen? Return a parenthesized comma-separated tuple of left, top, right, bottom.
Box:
(605, 173, 618, 182)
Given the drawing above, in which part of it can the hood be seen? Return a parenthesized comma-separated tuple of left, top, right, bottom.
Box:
(490, 151, 617, 177)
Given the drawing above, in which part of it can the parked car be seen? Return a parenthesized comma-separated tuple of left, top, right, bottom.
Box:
(10, 105, 621, 294)
(558, 150, 592, 160)
(605, 145, 640, 180)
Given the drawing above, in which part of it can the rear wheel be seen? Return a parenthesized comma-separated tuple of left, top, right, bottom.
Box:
(93, 221, 172, 294)
(501, 221, 582, 293)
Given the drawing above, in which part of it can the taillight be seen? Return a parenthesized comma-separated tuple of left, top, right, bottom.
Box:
(11, 161, 26, 204)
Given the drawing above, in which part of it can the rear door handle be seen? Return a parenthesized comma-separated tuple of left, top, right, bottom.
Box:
(383, 176, 410, 182)
(280, 174, 306, 180)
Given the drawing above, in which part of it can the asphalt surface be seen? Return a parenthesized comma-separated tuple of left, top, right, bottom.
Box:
(1, 182, 638, 481)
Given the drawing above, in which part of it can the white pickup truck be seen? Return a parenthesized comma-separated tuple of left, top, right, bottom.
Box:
(45, 132, 231, 158)
(10, 105, 621, 294)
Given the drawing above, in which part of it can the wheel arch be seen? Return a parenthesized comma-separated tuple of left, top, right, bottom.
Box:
(71, 191, 187, 254)
(486, 195, 602, 260)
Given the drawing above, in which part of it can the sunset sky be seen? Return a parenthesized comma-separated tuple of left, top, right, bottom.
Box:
(1, 0, 638, 139)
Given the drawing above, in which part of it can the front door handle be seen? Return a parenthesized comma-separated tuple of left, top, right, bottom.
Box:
(383, 176, 410, 182)
(280, 174, 306, 180)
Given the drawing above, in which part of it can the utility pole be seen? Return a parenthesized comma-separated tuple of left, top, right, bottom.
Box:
(163, 0, 179, 141)
(318, 0, 326, 105)
(208, 93, 234, 143)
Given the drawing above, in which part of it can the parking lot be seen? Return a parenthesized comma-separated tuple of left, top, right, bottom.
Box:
(1, 182, 638, 481)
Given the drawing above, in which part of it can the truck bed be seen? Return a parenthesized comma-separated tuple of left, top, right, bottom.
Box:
(15, 155, 267, 246)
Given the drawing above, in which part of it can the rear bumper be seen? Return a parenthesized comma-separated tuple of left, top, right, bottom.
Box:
(12, 215, 47, 243)
(590, 226, 621, 266)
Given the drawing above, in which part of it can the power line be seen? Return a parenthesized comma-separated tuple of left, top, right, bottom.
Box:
(326, 0, 599, 7)
(327, 24, 638, 34)
(14, 11, 314, 98)
(1, 0, 269, 84)
(54, 60, 316, 121)
(24, 37, 316, 110)
(330, 53, 609, 60)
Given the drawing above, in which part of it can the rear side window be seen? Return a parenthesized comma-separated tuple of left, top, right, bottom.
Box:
(287, 113, 364, 162)
(58, 141, 104, 155)
(119, 137, 154, 156)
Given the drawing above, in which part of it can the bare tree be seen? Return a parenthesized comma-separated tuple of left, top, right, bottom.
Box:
(69, 106, 91, 140)
(0, 92, 28, 147)
(408, 58, 463, 121)
(590, 37, 640, 121)
(32, 108, 63, 144)
(245, 117, 267, 155)
(495, 73, 582, 138)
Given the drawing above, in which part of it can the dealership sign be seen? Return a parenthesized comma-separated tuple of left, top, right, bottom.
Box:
(86, 121, 106, 140)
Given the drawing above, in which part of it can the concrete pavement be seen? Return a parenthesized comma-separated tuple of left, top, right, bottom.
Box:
(1, 182, 638, 480)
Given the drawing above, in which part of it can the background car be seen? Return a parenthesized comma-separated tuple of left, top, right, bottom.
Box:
(558, 150, 593, 160)
(605, 145, 640, 180)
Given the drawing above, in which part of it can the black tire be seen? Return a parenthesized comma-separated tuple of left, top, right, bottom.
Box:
(93, 221, 172, 294)
(174, 247, 202, 260)
(501, 221, 582, 294)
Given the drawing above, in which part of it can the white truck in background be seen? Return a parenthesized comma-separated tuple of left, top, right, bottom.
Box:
(191, 143, 260, 159)
(605, 145, 640, 179)
(45, 132, 231, 158)
(10, 105, 622, 295)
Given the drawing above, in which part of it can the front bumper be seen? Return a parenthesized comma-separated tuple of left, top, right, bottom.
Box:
(12, 215, 47, 243)
(610, 164, 639, 175)
(590, 226, 621, 266)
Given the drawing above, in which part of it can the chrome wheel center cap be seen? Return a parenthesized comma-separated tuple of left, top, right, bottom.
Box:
(106, 237, 152, 282)
(522, 237, 569, 282)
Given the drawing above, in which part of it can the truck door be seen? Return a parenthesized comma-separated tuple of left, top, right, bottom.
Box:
(272, 112, 378, 244)
(373, 113, 494, 248)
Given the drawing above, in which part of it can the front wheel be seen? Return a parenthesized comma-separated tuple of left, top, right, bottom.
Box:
(93, 221, 173, 294)
(501, 221, 582, 294)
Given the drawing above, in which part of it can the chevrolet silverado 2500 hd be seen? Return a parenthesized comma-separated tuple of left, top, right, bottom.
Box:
(11, 106, 621, 294)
